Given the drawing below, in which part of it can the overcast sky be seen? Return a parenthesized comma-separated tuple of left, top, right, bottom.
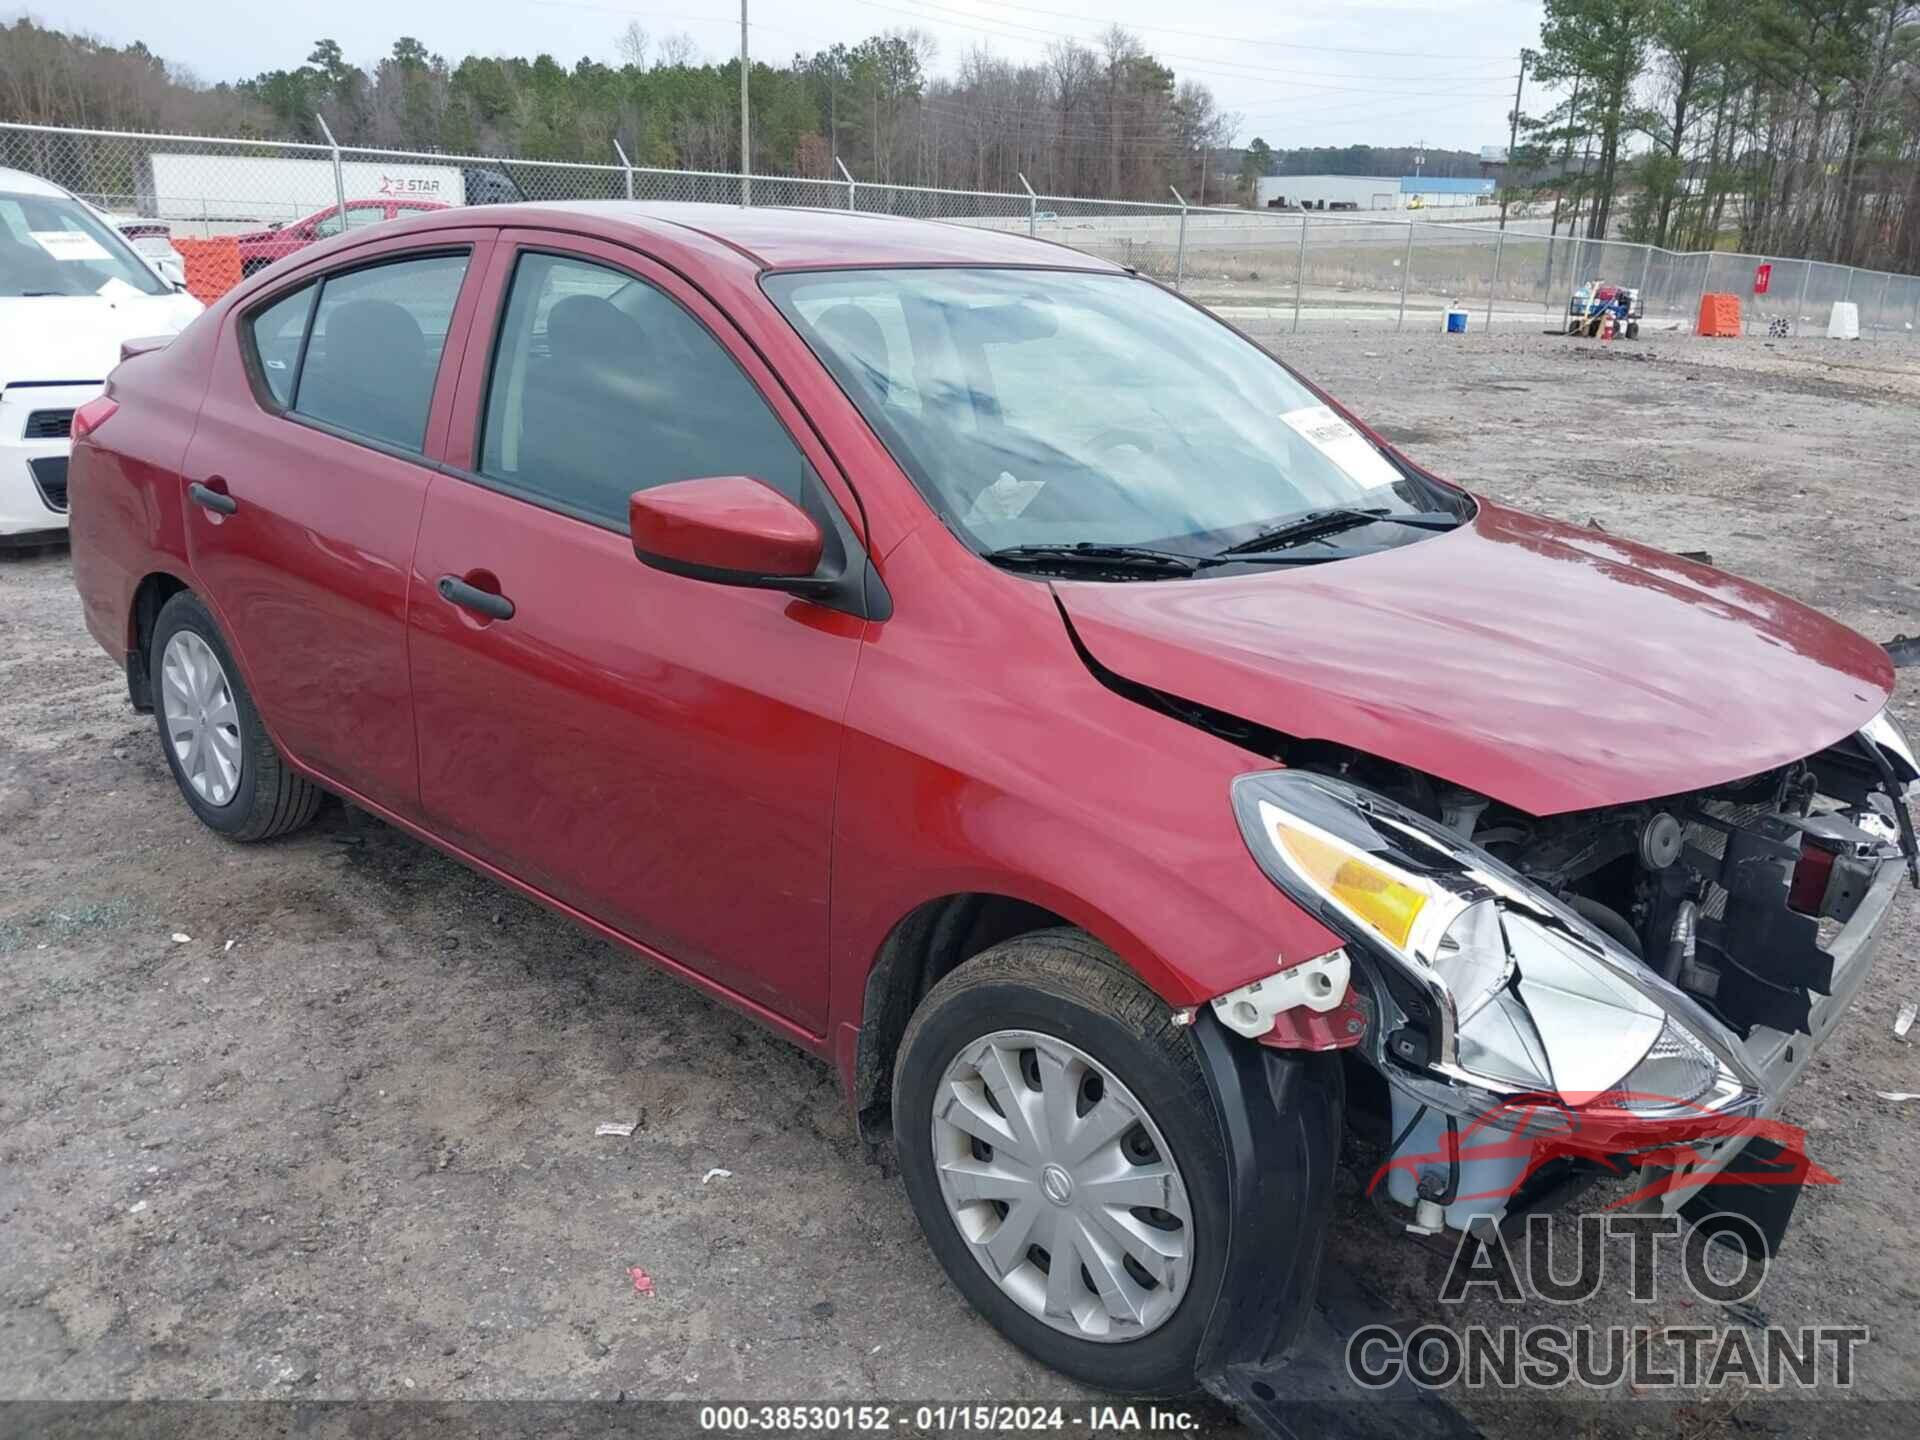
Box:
(43, 0, 1544, 151)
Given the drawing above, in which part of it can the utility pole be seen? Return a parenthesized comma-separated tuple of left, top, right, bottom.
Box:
(1499, 50, 1526, 231)
(739, 0, 750, 205)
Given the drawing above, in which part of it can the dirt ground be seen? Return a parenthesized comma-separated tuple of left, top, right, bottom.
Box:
(2, 327, 1917, 1437)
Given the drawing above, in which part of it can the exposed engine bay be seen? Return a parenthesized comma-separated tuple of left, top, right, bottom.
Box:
(1301, 732, 1917, 1044)
(1073, 611, 1917, 1053)
(1139, 660, 1918, 1242)
(1072, 611, 1917, 1236)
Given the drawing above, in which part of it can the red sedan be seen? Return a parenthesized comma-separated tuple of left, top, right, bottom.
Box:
(65, 204, 1916, 1403)
(232, 197, 448, 275)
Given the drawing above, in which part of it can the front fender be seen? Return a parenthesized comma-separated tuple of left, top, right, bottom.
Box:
(827, 526, 1344, 1039)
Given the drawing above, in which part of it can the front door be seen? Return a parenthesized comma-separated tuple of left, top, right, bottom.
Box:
(182, 235, 492, 814)
(406, 234, 865, 1033)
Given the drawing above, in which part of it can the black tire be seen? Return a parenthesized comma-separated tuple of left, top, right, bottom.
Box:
(150, 591, 324, 842)
(892, 930, 1228, 1396)
(1626, 320, 1640, 339)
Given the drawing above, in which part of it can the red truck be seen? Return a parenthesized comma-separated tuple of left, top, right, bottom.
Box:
(232, 198, 447, 276)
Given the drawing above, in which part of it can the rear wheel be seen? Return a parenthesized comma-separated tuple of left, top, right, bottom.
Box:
(893, 931, 1228, 1395)
(151, 591, 323, 841)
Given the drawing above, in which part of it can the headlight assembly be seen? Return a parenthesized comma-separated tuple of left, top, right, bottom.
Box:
(1230, 769, 1759, 1117)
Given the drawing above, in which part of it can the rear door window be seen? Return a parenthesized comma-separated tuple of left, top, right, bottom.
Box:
(246, 252, 469, 453)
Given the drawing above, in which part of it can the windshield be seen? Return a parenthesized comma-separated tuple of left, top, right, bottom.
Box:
(765, 268, 1463, 568)
(0, 190, 169, 299)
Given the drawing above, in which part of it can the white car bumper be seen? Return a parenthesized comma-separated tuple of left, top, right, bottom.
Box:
(0, 381, 103, 537)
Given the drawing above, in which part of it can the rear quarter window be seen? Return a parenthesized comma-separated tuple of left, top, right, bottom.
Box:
(247, 283, 315, 406)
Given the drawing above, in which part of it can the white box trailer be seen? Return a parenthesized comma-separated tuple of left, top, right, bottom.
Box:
(138, 153, 469, 229)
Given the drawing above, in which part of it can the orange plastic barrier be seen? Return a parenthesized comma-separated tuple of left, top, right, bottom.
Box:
(172, 236, 244, 304)
(1697, 292, 1742, 337)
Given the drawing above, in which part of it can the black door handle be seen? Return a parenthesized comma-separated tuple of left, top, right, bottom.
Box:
(437, 574, 515, 621)
(188, 482, 237, 514)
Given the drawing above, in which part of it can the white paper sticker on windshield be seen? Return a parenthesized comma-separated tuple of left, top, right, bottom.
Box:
(1278, 404, 1401, 488)
(31, 229, 112, 262)
(965, 471, 1045, 525)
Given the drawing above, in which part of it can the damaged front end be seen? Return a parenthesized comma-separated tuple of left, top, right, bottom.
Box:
(1217, 708, 1917, 1243)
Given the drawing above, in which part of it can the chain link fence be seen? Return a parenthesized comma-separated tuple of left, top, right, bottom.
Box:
(6, 119, 1917, 339)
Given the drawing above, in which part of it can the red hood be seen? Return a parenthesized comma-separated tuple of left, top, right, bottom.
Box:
(1056, 501, 1894, 816)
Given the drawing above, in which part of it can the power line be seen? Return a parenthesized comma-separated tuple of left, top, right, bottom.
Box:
(530, 0, 834, 53)
(523, 0, 1516, 157)
(534, 0, 1515, 138)
(852, 0, 1513, 76)
(955, 0, 1522, 60)
(912, 86, 1512, 140)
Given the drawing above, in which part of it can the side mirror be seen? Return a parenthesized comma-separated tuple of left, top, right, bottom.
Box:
(630, 475, 823, 586)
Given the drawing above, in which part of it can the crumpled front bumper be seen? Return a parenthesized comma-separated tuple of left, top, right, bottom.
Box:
(1187, 1013, 1478, 1438)
(1638, 852, 1906, 1217)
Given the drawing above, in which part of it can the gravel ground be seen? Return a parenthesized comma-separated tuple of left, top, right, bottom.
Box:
(1, 327, 1916, 1437)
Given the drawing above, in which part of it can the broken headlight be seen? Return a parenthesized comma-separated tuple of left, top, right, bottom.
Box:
(1230, 770, 1758, 1116)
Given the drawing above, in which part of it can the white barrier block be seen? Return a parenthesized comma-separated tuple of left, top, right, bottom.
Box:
(1827, 301, 1860, 339)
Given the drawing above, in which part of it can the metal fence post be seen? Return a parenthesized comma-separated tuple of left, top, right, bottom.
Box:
(1637, 243, 1653, 306)
(836, 157, 855, 211)
(1695, 253, 1712, 333)
(1843, 268, 1855, 305)
(314, 113, 347, 218)
(1018, 172, 1037, 237)
(1542, 234, 1555, 327)
(1396, 220, 1415, 331)
(1795, 261, 1814, 333)
(612, 139, 635, 200)
(1874, 271, 1892, 333)
(1292, 213, 1308, 333)
(1170, 186, 1188, 292)
(1485, 229, 1505, 331)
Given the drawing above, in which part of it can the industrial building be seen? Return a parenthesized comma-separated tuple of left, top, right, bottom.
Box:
(1254, 175, 1497, 211)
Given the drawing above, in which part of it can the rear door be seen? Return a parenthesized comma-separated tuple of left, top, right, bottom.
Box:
(406, 230, 865, 1032)
(182, 231, 494, 816)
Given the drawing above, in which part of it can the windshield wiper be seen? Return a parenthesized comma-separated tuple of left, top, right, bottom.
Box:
(1216, 507, 1460, 557)
(983, 542, 1217, 576)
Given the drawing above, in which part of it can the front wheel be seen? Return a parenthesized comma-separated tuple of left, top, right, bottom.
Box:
(892, 931, 1230, 1395)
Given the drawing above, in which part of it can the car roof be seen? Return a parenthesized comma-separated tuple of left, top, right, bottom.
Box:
(0, 166, 74, 199)
(406, 200, 1125, 273)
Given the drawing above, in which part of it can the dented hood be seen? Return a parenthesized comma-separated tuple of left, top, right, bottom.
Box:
(1056, 501, 1895, 816)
